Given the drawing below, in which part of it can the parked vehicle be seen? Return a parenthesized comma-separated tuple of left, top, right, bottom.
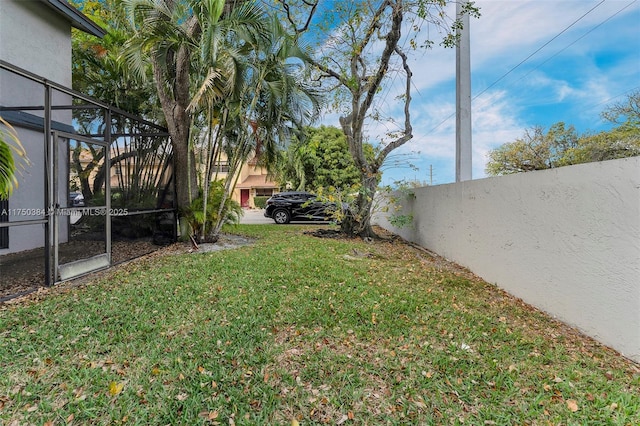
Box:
(264, 191, 342, 224)
(69, 191, 85, 207)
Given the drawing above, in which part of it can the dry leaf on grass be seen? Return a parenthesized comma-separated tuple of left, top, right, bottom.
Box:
(108, 381, 124, 396)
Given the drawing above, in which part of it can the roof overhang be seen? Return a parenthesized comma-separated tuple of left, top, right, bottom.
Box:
(39, 0, 106, 38)
(236, 174, 279, 189)
(1, 109, 75, 134)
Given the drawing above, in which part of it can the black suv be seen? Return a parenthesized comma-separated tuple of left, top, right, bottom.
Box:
(264, 191, 339, 224)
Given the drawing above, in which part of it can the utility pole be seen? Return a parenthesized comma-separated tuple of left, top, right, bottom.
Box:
(456, 1, 472, 182)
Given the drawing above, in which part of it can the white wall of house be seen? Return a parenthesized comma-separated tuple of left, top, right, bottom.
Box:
(0, 127, 73, 256)
(0, 0, 72, 87)
(374, 157, 640, 362)
(1, 0, 74, 255)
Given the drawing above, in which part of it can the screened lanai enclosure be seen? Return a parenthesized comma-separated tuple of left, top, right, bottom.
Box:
(0, 61, 176, 300)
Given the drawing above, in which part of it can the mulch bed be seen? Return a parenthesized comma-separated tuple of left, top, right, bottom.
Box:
(0, 234, 255, 303)
(1, 239, 160, 301)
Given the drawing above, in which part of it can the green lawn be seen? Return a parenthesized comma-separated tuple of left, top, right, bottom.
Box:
(1, 225, 638, 425)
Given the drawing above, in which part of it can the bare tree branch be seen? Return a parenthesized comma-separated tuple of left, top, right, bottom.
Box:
(378, 44, 412, 165)
(358, 0, 401, 123)
(277, 0, 319, 36)
(269, 0, 466, 237)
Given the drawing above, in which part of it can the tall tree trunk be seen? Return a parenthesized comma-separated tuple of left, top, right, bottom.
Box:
(171, 132, 197, 211)
(282, 0, 414, 239)
(340, 171, 379, 238)
(151, 49, 198, 212)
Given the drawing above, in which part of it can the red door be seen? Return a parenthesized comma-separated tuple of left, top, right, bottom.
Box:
(240, 189, 250, 208)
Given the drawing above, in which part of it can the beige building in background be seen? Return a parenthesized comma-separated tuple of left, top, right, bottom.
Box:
(209, 155, 279, 209)
(232, 157, 279, 208)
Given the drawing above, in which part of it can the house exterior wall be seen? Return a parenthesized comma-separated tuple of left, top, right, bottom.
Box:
(0, 0, 72, 87)
(0, 0, 75, 254)
(1, 127, 46, 253)
(374, 157, 640, 362)
(232, 163, 279, 208)
(0, 126, 72, 254)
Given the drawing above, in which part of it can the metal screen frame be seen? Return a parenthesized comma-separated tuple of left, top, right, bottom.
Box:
(53, 131, 111, 281)
(1, 60, 175, 298)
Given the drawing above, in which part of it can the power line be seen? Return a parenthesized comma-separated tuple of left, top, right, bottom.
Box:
(471, 0, 606, 101)
(424, 0, 635, 136)
(584, 86, 640, 112)
(472, 0, 638, 113)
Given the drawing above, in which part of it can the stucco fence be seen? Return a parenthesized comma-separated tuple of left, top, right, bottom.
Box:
(373, 156, 640, 363)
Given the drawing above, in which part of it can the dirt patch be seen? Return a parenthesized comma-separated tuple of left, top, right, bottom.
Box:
(305, 226, 480, 280)
(304, 228, 345, 239)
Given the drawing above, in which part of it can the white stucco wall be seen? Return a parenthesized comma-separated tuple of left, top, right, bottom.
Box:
(0, 0, 73, 87)
(0, 0, 74, 255)
(0, 126, 71, 255)
(375, 157, 640, 362)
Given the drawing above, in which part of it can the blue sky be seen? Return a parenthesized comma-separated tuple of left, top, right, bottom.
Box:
(318, 0, 640, 186)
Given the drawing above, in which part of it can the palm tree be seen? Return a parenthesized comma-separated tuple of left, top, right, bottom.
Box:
(185, 2, 270, 241)
(123, 0, 230, 213)
(123, 0, 319, 240)
(0, 117, 28, 200)
(180, 12, 319, 241)
(205, 16, 321, 240)
(72, 0, 157, 119)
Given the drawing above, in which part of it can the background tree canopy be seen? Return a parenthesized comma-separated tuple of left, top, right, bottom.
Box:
(274, 0, 480, 237)
(275, 125, 374, 192)
(486, 91, 640, 176)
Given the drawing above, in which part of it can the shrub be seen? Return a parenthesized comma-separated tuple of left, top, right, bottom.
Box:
(254, 196, 269, 209)
(184, 180, 242, 242)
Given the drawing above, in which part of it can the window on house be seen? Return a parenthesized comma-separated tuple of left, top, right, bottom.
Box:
(215, 162, 230, 173)
(255, 188, 274, 197)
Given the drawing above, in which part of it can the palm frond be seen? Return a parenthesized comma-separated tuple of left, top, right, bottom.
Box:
(188, 67, 226, 111)
(0, 117, 29, 199)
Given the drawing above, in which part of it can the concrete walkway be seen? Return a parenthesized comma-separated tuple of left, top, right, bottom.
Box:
(240, 209, 273, 225)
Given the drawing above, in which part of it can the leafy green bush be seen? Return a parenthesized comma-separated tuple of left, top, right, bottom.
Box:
(254, 196, 269, 209)
(184, 180, 242, 242)
(312, 181, 415, 231)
